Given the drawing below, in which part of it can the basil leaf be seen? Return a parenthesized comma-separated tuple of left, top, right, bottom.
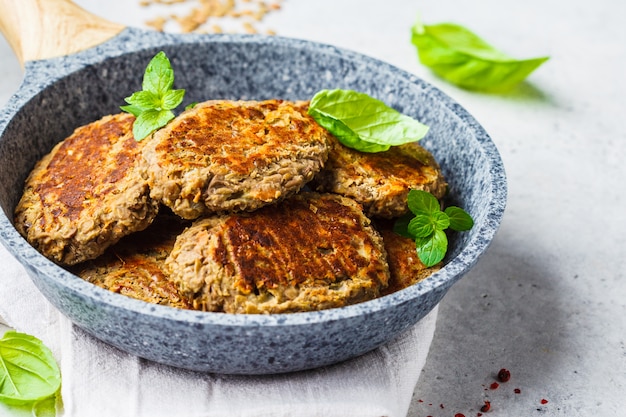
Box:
(308, 109, 390, 152)
(407, 189, 440, 215)
(415, 229, 448, 267)
(121, 51, 186, 141)
(142, 51, 175, 96)
(393, 213, 415, 239)
(133, 109, 175, 141)
(162, 89, 186, 110)
(409, 211, 450, 237)
(32, 395, 56, 415)
(0, 331, 61, 406)
(431, 211, 451, 230)
(1, 395, 57, 416)
(411, 21, 549, 91)
(396, 190, 474, 269)
(445, 206, 474, 231)
(124, 90, 162, 110)
(408, 214, 435, 238)
(119, 104, 143, 117)
(308, 89, 429, 153)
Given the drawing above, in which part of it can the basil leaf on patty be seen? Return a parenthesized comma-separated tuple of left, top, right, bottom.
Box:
(308, 89, 429, 153)
(121, 51, 186, 141)
(396, 190, 474, 267)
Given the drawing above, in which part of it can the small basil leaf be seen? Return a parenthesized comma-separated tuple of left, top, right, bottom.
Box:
(408, 214, 436, 238)
(119, 104, 144, 117)
(124, 90, 161, 110)
(393, 213, 416, 239)
(308, 89, 429, 152)
(445, 206, 474, 231)
(185, 102, 199, 111)
(415, 229, 448, 267)
(162, 89, 186, 110)
(407, 189, 440, 215)
(432, 210, 451, 230)
(0, 331, 61, 405)
(133, 109, 175, 141)
(396, 190, 474, 268)
(142, 51, 175, 96)
(411, 21, 549, 92)
(121, 51, 186, 141)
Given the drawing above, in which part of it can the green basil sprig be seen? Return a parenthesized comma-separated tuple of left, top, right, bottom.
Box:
(0, 331, 61, 406)
(121, 51, 186, 141)
(394, 190, 474, 267)
(411, 20, 549, 92)
(308, 89, 429, 153)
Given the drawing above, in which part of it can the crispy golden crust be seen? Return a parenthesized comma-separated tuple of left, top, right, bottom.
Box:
(312, 137, 447, 218)
(165, 192, 390, 313)
(70, 212, 192, 309)
(142, 100, 331, 219)
(376, 220, 442, 295)
(14, 113, 159, 265)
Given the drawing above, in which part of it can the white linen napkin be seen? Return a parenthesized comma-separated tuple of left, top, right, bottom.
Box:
(0, 244, 438, 417)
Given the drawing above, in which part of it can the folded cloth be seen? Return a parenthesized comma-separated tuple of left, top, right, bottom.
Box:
(0, 244, 438, 417)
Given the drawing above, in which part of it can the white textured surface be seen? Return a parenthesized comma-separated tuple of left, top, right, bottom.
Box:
(0, 254, 438, 417)
(1, 0, 625, 416)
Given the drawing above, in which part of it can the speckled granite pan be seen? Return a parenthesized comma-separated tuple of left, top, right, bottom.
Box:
(0, 28, 506, 374)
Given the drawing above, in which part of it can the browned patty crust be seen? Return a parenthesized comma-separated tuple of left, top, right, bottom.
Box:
(71, 212, 191, 309)
(14, 113, 159, 265)
(165, 192, 390, 314)
(142, 100, 332, 219)
(312, 137, 447, 218)
(376, 220, 442, 296)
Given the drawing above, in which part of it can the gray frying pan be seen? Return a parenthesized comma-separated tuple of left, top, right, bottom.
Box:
(0, 0, 506, 374)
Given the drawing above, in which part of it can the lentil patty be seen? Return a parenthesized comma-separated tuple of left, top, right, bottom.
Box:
(312, 137, 447, 218)
(164, 192, 390, 313)
(70, 211, 191, 309)
(141, 100, 331, 219)
(14, 113, 159, 265)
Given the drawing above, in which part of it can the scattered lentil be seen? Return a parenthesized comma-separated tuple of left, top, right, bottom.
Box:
(145, 16, 167, 31)
(140, 0, 284, 34)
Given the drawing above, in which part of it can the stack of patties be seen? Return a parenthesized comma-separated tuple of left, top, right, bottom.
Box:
(309, 135, 449, 296)
(15, 99, 447, 313)
(70, 211, 192, 309)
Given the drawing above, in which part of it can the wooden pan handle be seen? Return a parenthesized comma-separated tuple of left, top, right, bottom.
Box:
(0, 0, 124, 66)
